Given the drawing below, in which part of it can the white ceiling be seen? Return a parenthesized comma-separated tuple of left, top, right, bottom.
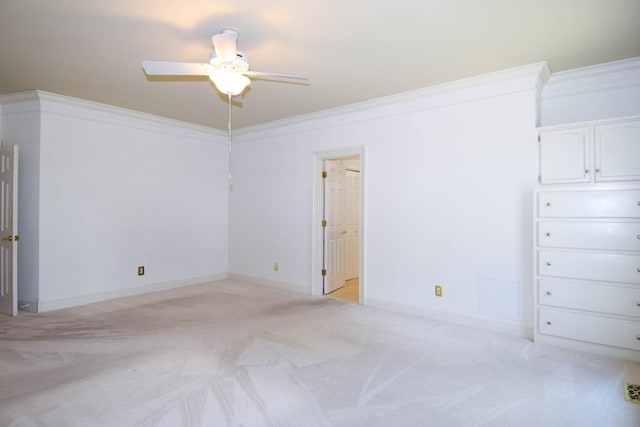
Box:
(1, 0, 639, 130)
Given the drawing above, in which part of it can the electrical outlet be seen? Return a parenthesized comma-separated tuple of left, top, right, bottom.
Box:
(138, 266, 145, 276)
(435, 284, 443, 297)
(273, 262, 279, 272)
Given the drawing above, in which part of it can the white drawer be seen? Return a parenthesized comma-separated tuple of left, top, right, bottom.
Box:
(538, 308, 640, 351)
(538, 221, 640, 251)
(538, 278, 640, 317)
(538, 250, 640, 284)
(538, 189, 640, 218)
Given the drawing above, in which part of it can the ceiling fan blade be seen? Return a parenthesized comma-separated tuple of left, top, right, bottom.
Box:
(243, 71, 310, 83)
(212, 29, 238, 62)
(142, 61, 211, 76)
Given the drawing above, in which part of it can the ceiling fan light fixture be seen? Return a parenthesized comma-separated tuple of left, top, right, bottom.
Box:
(209, 71, 250, 96)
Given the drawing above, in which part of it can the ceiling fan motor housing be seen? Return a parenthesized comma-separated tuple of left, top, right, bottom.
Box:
(209, 51, 250, 73)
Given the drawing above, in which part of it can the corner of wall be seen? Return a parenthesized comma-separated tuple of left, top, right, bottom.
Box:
(534, 62, 552, 127)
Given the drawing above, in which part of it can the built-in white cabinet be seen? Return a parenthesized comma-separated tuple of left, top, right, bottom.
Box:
(533, 187, 640, 359)
(539, 127, 591, 184)
(535, 116, 640, 359)
(595, 121, 640, 182)
(538, 117, 640, 184)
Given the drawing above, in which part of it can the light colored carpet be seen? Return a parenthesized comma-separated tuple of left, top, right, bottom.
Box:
(1, 279, 639, 426)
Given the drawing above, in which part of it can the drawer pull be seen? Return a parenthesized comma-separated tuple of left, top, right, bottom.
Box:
(545, 232, 551, 237)
(637, 235, 640, 240)
(546, 262, 552, 266)
(546, 202, 551, 207)
(637, 302, 640, 307)
(546, 321, 552, 326)
(546, 291, 552, 296)
(637, 336, 640, 341)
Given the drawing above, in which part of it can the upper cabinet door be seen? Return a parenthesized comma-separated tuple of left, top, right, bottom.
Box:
(539, 127, 591, 184)
(595, 120, 640, 182)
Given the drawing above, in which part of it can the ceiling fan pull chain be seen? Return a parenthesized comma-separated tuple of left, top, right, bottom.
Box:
(228, 94, 233, 192)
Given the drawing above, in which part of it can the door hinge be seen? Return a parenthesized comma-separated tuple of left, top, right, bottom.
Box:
(322, 171, 327, 178)
(538, 175, 541, 182)
(321, 269, 327, 276)
(537, 135, 541, 143)
(321, 219, 327, 227)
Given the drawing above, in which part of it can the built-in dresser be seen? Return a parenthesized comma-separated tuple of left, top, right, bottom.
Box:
(534, 116, 640, 359)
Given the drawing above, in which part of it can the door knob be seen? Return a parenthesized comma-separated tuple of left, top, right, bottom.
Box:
(2, 235, 12, 241)
(342, 230, 348, 234)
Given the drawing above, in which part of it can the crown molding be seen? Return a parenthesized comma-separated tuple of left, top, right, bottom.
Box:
(1, 90, 227, 144)
(234, 62, 549, 143)
(0, 90, 41, 114)
(542, 57, 640, 99)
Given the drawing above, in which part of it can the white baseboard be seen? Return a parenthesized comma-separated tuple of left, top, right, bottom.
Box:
(228, 273, 309, 294)
(227, 275, 531, 339)
(36, 274, 228, 312)
(18, 300, 38, 313)
(365, 297, 533, 339)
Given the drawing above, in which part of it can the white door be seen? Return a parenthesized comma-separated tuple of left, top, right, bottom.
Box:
(323, 160, 346, 294)
(0, 145, 18, 316)
(344, 168, 360, 280)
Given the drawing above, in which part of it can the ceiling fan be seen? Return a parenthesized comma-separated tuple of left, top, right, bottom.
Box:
(142, 29, 310, 96)
(142, 29, 309, 191)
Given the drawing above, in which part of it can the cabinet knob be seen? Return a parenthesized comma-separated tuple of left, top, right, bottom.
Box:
(636, 302, 640, 307)
(637, 335, 640, 341)
(585, 169, 590, 174)
(545, 232, 551, 237)
(595, 169, 601, 173)
(546, 202, 551, 207)
(637, 235, 640, 240)
(546, 291, 552, 296)
(546, 321, 552, 326)
(546, 262, 552, 266)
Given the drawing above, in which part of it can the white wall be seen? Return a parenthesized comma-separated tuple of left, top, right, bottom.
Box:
(3, 57, 634, 319)
(1, 91, 229, 309)
(229, 63, 549, 332)
(541, 57, 640, 126)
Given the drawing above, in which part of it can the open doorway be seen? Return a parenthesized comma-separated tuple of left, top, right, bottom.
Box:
(312, 148, 364, 304)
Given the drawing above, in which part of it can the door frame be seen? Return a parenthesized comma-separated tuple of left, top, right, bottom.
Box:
(311, 147, 365, 304)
